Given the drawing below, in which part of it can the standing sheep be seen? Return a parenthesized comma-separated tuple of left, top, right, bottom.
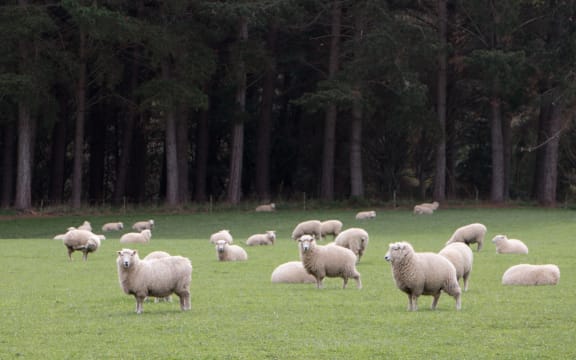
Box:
(271, 261, 317, 284)
(132, 219, 154, 232)
(446, 223, 487, 251)
(102, 222, 124, 232)
(491, 235, 529, 254)
(297, 235, 362, 289)
(502, 264, 560, 286)
(246, 231, 276, 246)
(291, 220, 322, 240)
(116, 248, 192, 314)
(320, 220, 343, 240)
(438, 242, 474, 291)
(385, 241, 461, 311)
(355, 210, 376, 220)
(255, 203, 276, 212)
(143, 251, 173, 303)
(120, 229, 152, 244)
(209, 229, 234, 244)
(215, 240, 248, 261)
(54, 229, 104, 261)
(333, 227, 369, 263)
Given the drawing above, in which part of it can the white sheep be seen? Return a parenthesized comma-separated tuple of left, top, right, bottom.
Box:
(77, 220, 92, 231)
(438, 242, 474, 291)
(297, 234, 362, 289)
(246, 231, 276, 246)
(132, 219, 154, 231)
(320, 220, 343, 239)
(491, 234, 529, 254)
(120, 229, 152, 244)
(502, 264, 560, 286)
(255, 203, 276, 212)
(102, 222, 124, 232)
(413, 205, 434, 215)
(385, 241, 461, 311)
(355, 210, 376, 220)
(291, 220, 322, 240)
(54, 229, 104, 261)
(215, 240, 248, 261)
(421, 201, 439, 210)
(446, 223, 487, 252)
(270, 261, 317, 284)
(143, 251, 173, 303)
(209, 229, 234, 244)
(333, 227, 369, 263)
(116, 248, 192, 314)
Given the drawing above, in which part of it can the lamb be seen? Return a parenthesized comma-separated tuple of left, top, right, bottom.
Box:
(502, 264, 560, 286)
(102, 222, 124, 232)
(333, 227, 369, 263)
(54, 229, 104, 261)
(132, 219, 154, 232)
(120, 229, 152, 244)
(215, 240, 248, 261)
(255, 203, 276, 212)
(355, 210, 376, 220)
(246, 231, 276, 246)
(209, 229, 234, 244)
(291, 220, 322, 240)
(491, 234, 529, 254)
(143, 251, 173, 303)
(446, 223, 487, 251)
(77, 220, 92, 231)
(297, 234, 362, 289)
(438, 242, 474, 291)
(385, 241, 461, 311)
(270, 261, 317, 284)
(413, 205, 434, 215)
(116, 248, 192, 314)
(320, 220, 343, 239)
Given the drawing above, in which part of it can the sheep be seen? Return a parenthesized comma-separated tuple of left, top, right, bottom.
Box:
(421, 201, 439, 210)
(143, 251, 173, 303)
(438, 242, 474, 291)
(491, 234, 529, 254)
(355, 210, 376, 220)
(333, 227, 369, 263)
(502, 264, 560, 286)
(446, 223, 487, 252)
(413, 205, 434, 215)
(120, 229, 152, 244)
(320, 220, 343, 240)
(132, 219, 154, 232)
(116, 248, 192, 314)
(77, 220, 92, 231)
(297, 234, 362, 289)
(270, 261, 317, 284)
(255, 203, 276, 212)
(102, 222, 124, 232)
(209, 229, 234, 244)
(385, 241, 461, 311)
(215, 240, 248, 261)
(291, 220, 322, 240)
(246, 231, 276, 246)
(54, 229, 104, 261)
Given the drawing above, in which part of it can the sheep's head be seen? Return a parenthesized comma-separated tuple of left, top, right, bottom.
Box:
(118, 222, 124, 230)
(491, 235, 507, 244)
(216, 240, 228, 253)
(117, 249, 137, 268)
(298, 234, 316, 253)
(141, 229, 152, 241)
(267, 231, 276, 242)
(384, 242, 412, 262)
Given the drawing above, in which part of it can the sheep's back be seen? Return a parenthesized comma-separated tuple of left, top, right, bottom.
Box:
(303, 245, 357, 277)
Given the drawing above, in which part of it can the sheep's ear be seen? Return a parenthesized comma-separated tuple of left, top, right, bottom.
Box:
(132, 250, 137, 255)
(117, 250, 122, 256)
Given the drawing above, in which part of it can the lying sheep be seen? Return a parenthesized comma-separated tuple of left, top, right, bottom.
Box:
(438, 242, 473, 291)
(320, 220, 343, 239)
(502, 264, 560, 286)
(385, 241, 461, 311)
(297, 234, 362, 289)
(355, 210, 376, 220)
(270, 261, 317, 284)
(421, 201, 439, 210)
(54, 229, 105, 261)
(413, 205, 434, 215)
(255, 203, 276, 212)
(143, 251, 173, 303)
(132, 219, 154, 232)
(491, 235, 529, 254)
(77, 220, 92, 231)
(120, 229, 152, 244)
(209, 229, 233, 244)
(291, 220, 322, 240)
(446, 223, 487, 251)
(102, 222, 124, 232)
(116, 248, 192, 314)
(215, 240, 248, 261)
(246, 231, 276, 246)
(334, 227, 369, 263)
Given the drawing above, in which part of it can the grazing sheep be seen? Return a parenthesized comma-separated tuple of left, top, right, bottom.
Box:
(271, 261, 317, 284)
(413, 205, 434, 215)
(320, 220, 343, 239)
(491, 235, 529, 254)
(334, 227, 369, 263)
(120, 229, 152, 244)
(246, 231, 276, 246)
(438, 242, 474, 291)
(446, 223, 487, 252)
(143, 251, 173, 303)
(215, 240, 248, 261)
(291, 220, 322, 240)
(502, 264, 560, 286)
(132, 219, 154, 232)
(255, 203, 276, 212)
(102, 222, 124, 232)
(209, 229, 234, 244)
(297, 234, 362, 289)
(54, 229, 104, 261)
(385, 241, 461, 311)
(77, 220, 92, 231)
(116, 248, 192, 314)
(355, 210, 376, 220)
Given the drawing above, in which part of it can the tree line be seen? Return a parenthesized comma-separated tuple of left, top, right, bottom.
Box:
(1, 0, 575, 210)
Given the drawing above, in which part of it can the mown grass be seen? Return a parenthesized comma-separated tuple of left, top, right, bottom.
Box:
(1, 207, 575, 359)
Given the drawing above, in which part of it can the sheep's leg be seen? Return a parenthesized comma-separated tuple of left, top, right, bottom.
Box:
(463, 273, 470, 292)
(135, 296, 145, 314)
(315, 277, 324, 289)
(342, 277, 348, 289)
(82, 251, 88, 261)
(67, 248, 73, 260)
(178, 291, 191, 311)
(454, 292, 462, 310)
(354, 274, 362, 289)
(431, 293, 441, 310)
(408, 294, 418, 311)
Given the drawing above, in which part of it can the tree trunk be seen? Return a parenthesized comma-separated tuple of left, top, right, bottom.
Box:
(163, 60, 179, 207)
(1, 125, 16, 208)
(15, 103, 34, 210)
(71, 29, 87, 209)
(433, 0, 447, 202)
(350, 10, 364, 198)
(88, 104, 107, 204)
(490, 97, 505, 203)
(194, 109, 209, 202)
(49, 117, 67, 205)
(177, 106, 189, 204)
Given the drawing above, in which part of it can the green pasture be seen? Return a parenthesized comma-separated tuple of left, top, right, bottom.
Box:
(1, 207, 575, 359)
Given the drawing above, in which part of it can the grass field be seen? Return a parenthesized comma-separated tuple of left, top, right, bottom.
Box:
(1, 207, 575, 359)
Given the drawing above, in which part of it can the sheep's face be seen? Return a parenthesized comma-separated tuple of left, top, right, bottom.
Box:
(118, 249, 137, 268)
(384, 242, 411, 262)
(216, 240, 227, 253)
(492, 235, 506, 244)
(298, 235, 315, 252)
